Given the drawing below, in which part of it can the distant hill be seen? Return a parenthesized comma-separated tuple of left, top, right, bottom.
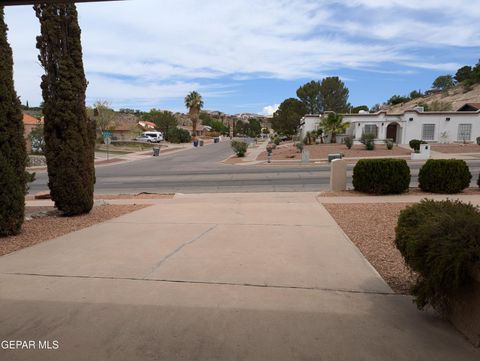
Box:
(383, 84, 480, 113)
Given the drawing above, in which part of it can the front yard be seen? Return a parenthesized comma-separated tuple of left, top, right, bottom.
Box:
(257, 143, 411, 161)
(431, 143, 480, 154)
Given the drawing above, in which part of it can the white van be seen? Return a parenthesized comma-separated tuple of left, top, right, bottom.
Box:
(143, 131, 164, 142)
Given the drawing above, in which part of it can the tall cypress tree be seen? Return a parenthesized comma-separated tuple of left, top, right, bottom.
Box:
(0, 6, 27, 236)
(35, 3, 95, 216)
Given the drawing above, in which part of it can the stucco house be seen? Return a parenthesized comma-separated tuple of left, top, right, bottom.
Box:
(299, 114, 321, 140)
(178, 124, 209, 137)
(299, 104, 480, 145)
(343, 107, 480, 144)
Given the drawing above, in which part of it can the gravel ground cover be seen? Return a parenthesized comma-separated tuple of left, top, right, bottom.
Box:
(0, 204, 149, 257)
(257, 143, 411, 161)
(323, 202, 417, 294)
(94, 193, 174, 200)
(320, 187, 480, 197)
(431, 144, 480, 154)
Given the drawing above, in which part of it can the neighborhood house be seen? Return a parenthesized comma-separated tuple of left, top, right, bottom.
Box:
(22, 113, 43, 153)
(300, 103, 480, 145)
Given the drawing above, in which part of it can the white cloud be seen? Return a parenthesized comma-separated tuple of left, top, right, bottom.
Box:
(262, 104, 279, 116)
(4, 0, 480, 111)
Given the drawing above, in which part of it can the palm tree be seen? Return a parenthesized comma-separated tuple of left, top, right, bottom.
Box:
(184, 91, 204, 139)
(320, 112, 349, 143)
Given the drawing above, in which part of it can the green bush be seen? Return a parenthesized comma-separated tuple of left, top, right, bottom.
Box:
(0, 8, 28, 236)
(231, 140, 248, 157)
(344, 135, 353, 149)
(360, 132, 375, 150)
(273, 136, 280, 145)
(36, 4, 95, 216)
(395, 199, 480, 310)
(409, 139, 427, 153)
(303, 131, 314, 145)
(385, 139, 394, 150)
(476, 136, 480, 145)
(167, 128, 191, 143)
(418, 159, 471, 193)
(352, 159, 410, 194)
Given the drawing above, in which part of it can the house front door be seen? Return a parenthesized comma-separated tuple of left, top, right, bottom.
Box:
(386, 123, 398, 142)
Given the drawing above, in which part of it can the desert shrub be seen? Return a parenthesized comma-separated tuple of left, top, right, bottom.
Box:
(352, 159, 410, 194)
(385, 139, 394, 150)
(360, 132, 375, 150)
(295, 142, 304, 152)
(231, 140, 248, 157)
(29, 125, 46, 154)
(273, 136, 280, 145)
(303, 131, 314, 145)
(418, 159, 471, 193)
(344, 135, 353, 149)
(395, 199, 480, 310)
(167, 128, 192, 143)
(476, 136, 480, 145)
(409, 139, 427, 153)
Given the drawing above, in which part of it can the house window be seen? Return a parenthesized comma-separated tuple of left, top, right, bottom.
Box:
(422, 124, 435, 141)
(458, 124, 472, 141)
(364, 124, 378, 138)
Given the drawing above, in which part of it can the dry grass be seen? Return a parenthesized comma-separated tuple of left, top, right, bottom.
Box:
(0, 204, 149, 257)
(324, 203, 417, 294)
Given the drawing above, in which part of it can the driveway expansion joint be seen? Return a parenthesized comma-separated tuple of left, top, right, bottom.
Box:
(1, 272, 396, 296)
(106, 221, 335, 228)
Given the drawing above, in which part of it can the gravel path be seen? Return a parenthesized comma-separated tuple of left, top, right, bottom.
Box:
(323, 203, 417, 294)
(0, 204, 149, 257)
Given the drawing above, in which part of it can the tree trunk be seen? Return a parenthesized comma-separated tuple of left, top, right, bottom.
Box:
(331, 132, 337, 143)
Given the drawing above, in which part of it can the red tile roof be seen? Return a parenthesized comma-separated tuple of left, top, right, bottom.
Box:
(22, 113, 42, 125)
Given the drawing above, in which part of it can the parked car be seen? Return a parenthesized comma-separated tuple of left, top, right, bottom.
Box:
(134, 134, 154, 143)
(143, 131, 164, 142)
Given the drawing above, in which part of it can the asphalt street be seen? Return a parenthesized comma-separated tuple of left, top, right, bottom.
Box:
(29, 141, 480, 194)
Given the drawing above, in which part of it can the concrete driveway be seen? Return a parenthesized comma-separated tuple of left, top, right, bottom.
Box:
(0, 193, 478, 360)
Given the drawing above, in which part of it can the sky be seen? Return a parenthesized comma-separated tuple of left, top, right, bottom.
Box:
(5, 0, 480, 115)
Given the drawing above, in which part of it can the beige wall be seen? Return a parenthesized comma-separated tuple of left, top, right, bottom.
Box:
(24, 124, 34, 154)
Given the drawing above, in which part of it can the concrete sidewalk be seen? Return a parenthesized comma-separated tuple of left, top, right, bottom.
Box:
(1, 192, 479, 360)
